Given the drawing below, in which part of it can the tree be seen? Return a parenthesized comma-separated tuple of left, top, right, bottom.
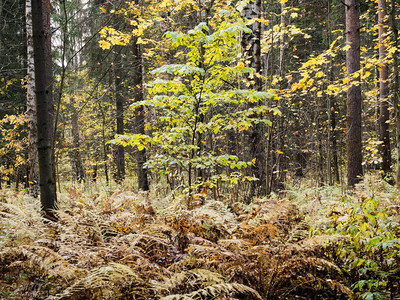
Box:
(391, 0, 400, 189)
(241, 0, 266, 196)
(132, 30, 149, 191)
(32, 0, 57, 219)
(345, 0, 363, 187)
(112, 11, 277, 198)
(113, 46, 126, 183)
(26, 0, 39, 197)
(378, 0, 391, 180)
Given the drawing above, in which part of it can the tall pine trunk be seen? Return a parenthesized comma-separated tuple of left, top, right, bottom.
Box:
(32, 0, 57, 219)
(345, 0, 363, 187)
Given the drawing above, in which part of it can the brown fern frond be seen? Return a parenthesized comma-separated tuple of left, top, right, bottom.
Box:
(217, 238, 253, 251)
(287, 221, 310, 243)
(158, 269, 226, 295)
(186, 244, 240, 262)
(160, 282, 262, 300)
(50, 262, 150, 300)
(0, 245, 86, 281)
(129, 234, 179, 266)
(325, 278, 353, 297)
(274, 272, 352, 299)
(167, 254, 200, 273)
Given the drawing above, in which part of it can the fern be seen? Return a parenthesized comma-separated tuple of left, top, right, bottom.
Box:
(0, 245, 86, 281)
(50, 262, 150, 299)
(160, 282, 262, 300)
(158, 269, 225, 295)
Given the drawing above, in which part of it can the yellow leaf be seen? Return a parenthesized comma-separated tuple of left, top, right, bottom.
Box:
(343, 77, 350, 84)
(362, 71, 371, 79)
(100, 7, 106, 13)
(315, 71, 324, 77)
(276, 150, 283, 154)
(290, 12, 298, 18)
(237, 61, 245, 70)
(252, 158, 257, 164)
(342, 45, 351, 51)
(99, 40, 111, 50)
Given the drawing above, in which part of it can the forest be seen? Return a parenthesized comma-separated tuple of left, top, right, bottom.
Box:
(1, 0, 400, 298)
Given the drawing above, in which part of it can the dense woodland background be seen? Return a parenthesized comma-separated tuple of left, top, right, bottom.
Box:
(2, 0, 400, 299)
(3, 0, 400, 196)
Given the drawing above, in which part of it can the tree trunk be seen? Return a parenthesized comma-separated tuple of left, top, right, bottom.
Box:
(32, 0, 57, 219)
(345, 0, 363, 187)
(391, 0, 400, 189)
(378, 0, 392, 179)
(276, 1, 288, 190)
(0, 0, 3, 57)
(241, 0, 266, 197)
(99, 102, 110, 184)
(70, 96, 85, 182)
(114, 49, 125, 183)
(132, 35, 149, 191)
(331, 101, 340, 183)
(26, 0, 39, 198)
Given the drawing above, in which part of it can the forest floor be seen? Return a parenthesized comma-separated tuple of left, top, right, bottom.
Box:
(1, 174, 400, 299)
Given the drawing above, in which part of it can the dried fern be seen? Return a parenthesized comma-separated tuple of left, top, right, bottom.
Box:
(158, 269, 226, 295)
(0, 245, 86, 281)
(160, 282, 262, 300)
(50, 262, 150, 299)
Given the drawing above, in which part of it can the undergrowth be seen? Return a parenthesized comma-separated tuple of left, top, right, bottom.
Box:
(0, 175, 399, 299)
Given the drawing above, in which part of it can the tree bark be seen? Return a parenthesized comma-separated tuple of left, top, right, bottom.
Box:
(276, 1, 288, 190)
(345, 0, 363, 187)
(241, 0, 266, 197)
(26, 0, 39, 198)
(132, 35, 149, 191)
(70, 96, 85, 182)
(31, 0, 57, 219)
(378, 0, 392, 179)
(114, 48, 125, 183)
(391, 0, 400, 189)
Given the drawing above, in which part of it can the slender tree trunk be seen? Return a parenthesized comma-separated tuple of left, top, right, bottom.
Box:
(114, 49, 125, 183)
(99, 103, 109, 184)
(32, 0, 57, 219)
(345, 0, 363, 187)
(391, 0, 400, 189)
(0, 0, 3, 57)
(276, 1, 288, 190)
(331, 101, 340, 182)
(70, 96, 85, 182)
(26, 0, 39, 197)
(132, 35, 149, 191)
(378, 0, 392, 179)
